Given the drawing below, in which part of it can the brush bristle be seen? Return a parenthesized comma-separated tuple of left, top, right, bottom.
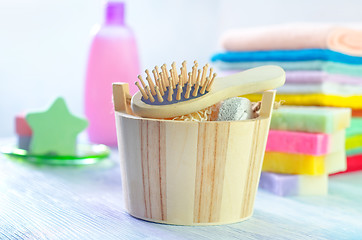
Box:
(135, 61, 216, 105)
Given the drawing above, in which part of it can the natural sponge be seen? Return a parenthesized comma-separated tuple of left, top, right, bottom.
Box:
(172, 104, 220, 122)
(217, 97, 252, 121)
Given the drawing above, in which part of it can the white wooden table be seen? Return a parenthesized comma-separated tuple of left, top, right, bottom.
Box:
(1, 139, 362, 240)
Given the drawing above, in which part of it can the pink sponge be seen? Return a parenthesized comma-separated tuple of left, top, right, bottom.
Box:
(15, 114, 32, 136)
(266, 130, 345, 156)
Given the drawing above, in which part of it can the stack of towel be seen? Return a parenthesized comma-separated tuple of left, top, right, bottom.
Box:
(258, 106, 351, 196)
(212, 23, 362, 110)
(212, 23, 362, 177)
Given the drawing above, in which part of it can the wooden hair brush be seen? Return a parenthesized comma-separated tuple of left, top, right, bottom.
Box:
(131, 61, 285, 118)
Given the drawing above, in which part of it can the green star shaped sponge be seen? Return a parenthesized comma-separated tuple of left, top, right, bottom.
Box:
(26, 97, 88, 156)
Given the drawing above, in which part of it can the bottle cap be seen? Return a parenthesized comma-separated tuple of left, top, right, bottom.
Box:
(105, 1, 125, 25)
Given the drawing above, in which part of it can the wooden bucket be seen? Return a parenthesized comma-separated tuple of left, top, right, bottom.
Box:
(113, 83, 276, 225)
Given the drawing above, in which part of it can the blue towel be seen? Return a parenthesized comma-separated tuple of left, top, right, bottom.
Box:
(214, 60, 324, 71)
(211, 49, 362, 65)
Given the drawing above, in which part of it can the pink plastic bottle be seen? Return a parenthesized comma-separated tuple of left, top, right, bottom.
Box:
(85, 1, 139, 146)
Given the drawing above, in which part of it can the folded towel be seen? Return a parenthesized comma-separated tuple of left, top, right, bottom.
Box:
(213, 61, 362, 76)
(285, 71, 362, 85)
(278, 82, 362, 95)
(218, 70, 362, 86)
(245, 93, 362, 109)
(211, 49, 362, 64)
(214, 60, 324, 71)
(328, 27, 362, 57)
(221, 23, 362, 56)
(324, 62, 362, 77)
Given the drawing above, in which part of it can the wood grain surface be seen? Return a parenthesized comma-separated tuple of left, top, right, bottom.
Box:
(115, 85, 276, 225)
(1, 138, 362, 239)
(193, 123, 230, 223)
(115, 110, 272, 225)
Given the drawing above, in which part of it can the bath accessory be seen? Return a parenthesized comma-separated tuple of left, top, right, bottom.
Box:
(215, 60, 362, 77)
(266, 130, 345, 156)
(3, 97, 110, 165)
(212, 49, 362, 65)
(113, 82, 277, 225)
(217, 97, 253, 121)
(220, 23, 362, 56)
(263, 151, 346, 175)
(1, 144, 110, 165)
(85, 1, 139, 146)
(259, 172, 328, 196)
(26, 97, 88, 156)
(267, 106, 351, 133)
(246, 93, 362, 109)
(131, 64, 285, 118)
(15, 114, 32, 151)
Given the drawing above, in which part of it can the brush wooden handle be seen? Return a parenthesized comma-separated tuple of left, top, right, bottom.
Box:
(131, 65, 285, 118)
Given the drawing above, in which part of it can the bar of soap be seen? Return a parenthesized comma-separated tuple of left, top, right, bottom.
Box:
(266, 130, 345, 156)
(26, 97, 88, 156)
(346, 135, 362, 150)
(262, 151, 346, 175)
(269, 106, 351, 133)
(347, 154, 362, 172)
(346, 117, 362, 137)
(332, 154, 362, 174)
(346, 147, 362, 156)
(18, 135, 32, 151)
(15, 114, 32, 136)
(259, 172, 328, 196)
(352, 109, 362, 117)
(217, 97, 252, 121)
(15, 114, 33, 150)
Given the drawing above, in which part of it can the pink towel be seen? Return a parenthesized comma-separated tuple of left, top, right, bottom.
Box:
(221, 23, 362, 56)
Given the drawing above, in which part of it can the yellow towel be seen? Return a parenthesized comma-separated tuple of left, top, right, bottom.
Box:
(244, 93, 362, 109)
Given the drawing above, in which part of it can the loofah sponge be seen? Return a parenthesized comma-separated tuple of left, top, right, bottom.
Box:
(171, 103, 220, 122)
(217, 97, 253, 121)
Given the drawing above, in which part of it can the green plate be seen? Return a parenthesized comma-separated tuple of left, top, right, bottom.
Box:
(0, 144, 110, 165)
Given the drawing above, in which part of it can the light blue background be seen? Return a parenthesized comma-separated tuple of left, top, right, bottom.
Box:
(1, 0, 362, 137)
